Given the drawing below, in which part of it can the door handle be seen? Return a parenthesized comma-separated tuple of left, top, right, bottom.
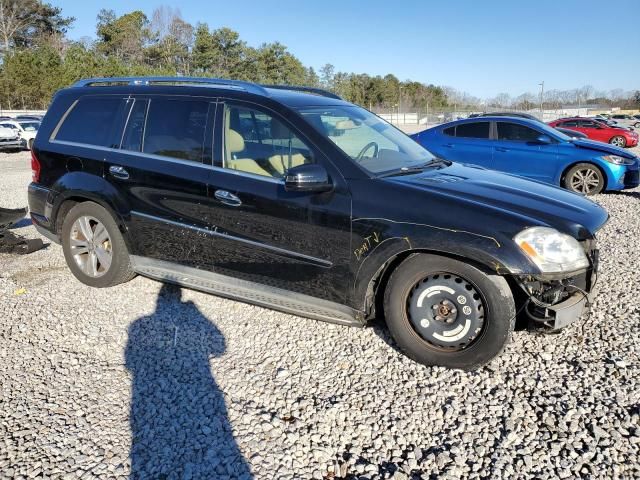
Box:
(108, 165, 129, 180)
(495, 147, 509, 152)
(214, 189, 242, 207)
(443, 143, 455, 148)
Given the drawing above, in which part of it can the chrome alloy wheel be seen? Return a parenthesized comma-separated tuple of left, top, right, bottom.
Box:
(569, 168, 601, 194)
(407, 273, 485, 351)
(69, 216, 112, 277)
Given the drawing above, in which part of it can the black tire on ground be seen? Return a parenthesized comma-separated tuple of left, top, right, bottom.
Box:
(383, 253, 515, 370)
(61, 201, 135, 288)
(609, 135, 626, 148)
(562, 163, 605, 195)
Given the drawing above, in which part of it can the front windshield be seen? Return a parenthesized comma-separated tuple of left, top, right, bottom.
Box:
(19, 121, 40, 132)
(296, 105, 435, 174)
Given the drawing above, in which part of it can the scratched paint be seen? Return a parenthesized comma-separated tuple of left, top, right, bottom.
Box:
(354, 232, 381, 260)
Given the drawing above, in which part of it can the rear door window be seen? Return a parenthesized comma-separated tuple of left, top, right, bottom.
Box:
(455, 122, 490, 139)
(142, 98, 209, 162)
(496, 122, 541, 142)
(55, 96, 126, 147)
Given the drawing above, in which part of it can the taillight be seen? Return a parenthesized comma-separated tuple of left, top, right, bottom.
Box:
(31, 149, 41, 183)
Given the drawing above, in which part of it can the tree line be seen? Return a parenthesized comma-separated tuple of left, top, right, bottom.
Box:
(0, 3, 447, 111)
(0, 2, 637, 112)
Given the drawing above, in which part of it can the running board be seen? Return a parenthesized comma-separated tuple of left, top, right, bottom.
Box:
(130, 256, 365, 327)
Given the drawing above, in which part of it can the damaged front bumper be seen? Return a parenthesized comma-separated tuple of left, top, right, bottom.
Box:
(514, 240, 598, 331)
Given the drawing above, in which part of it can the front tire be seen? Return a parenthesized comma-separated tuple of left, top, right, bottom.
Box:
(563, 163, 605, 195)
(609, 135, 626, 148)
(383, 254, 515, 370)
(61, 202, 135, 288)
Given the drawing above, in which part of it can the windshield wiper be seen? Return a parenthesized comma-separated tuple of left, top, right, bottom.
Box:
(377, 158, 452, 178)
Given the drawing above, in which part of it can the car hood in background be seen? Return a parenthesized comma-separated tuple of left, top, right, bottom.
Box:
(384, 163, 609, 239)
(569, 138, 637, 159)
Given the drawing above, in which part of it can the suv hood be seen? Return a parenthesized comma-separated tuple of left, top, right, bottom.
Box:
(385, 163, 608, 239)
(569, 138, 637, 159)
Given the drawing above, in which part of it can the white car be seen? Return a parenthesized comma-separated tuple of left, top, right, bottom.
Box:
(610, 114, 640, 129)
(0, 120, 40, 150)
(0, 124, 22, 151)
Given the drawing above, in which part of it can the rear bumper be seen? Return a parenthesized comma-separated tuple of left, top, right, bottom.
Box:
(27, 183, 60, 244)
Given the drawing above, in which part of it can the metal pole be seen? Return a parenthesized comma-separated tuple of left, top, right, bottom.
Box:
(539, 81, 544, 119)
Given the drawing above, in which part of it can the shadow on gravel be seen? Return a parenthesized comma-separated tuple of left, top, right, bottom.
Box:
(607, 191, 640, 200)
(125, 284, 252, 479)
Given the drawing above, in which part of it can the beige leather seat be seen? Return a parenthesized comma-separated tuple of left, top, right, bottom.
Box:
(225, 129, 271, 177)
(267, 119, 309, 175)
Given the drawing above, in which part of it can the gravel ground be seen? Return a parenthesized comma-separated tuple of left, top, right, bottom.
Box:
(1, 149, 639, 479)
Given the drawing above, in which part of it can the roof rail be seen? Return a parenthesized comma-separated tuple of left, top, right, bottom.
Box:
(261, 84, 342, 100)
(72, 77, 269, 96)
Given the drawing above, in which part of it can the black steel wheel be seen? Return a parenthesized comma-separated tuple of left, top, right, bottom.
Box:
(383, 254, 515, 370)
(407, 273, 485, 351)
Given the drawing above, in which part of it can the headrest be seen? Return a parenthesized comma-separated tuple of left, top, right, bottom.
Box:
(270, 118, 292, 140)
(227, 129, 245, 153)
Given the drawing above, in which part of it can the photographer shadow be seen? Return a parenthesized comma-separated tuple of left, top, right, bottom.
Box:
(125, 283, 251, 479)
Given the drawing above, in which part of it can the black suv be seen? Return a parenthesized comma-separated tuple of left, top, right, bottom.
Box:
(28, 77, 607, 369)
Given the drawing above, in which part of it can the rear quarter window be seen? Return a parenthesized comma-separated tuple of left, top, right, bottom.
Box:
(54, 96, 126, 147)
(455, 122, 490, 139)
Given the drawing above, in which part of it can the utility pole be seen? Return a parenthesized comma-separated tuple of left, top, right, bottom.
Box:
(538, 81, 545, 118)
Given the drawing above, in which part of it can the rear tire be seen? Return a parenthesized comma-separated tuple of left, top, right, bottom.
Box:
(609, 136, 626, 148)
(563, 163, 605, 195)
(61, 202, 135, 288)
(383, 254, 515, 370)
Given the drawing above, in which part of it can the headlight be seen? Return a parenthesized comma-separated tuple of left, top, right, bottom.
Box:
(514, 227, 589, 273)
(602, 155, 634, 165)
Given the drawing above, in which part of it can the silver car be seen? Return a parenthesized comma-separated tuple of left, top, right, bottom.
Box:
(610, 114, 640, 128)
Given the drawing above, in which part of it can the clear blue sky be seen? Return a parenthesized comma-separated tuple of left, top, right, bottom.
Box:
(52, 0, 640, 98)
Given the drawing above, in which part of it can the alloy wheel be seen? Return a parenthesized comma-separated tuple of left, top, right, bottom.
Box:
(407, 273, 485, 351)
(69, 216, 112, 278)
(610, 136, 625, 148)
(569, 168, 601, 195)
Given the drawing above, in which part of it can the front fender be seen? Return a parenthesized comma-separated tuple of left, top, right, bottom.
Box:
(350, 217, 536, 311)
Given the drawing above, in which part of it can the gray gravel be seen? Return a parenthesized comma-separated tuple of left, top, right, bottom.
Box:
(1, 149, 639, 479)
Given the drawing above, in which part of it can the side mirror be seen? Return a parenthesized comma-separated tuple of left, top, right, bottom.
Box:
(536, 134, 552, 145)
(284, 164, 332, 193)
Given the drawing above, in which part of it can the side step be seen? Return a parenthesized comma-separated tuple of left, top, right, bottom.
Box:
(130, 256, 365, 327)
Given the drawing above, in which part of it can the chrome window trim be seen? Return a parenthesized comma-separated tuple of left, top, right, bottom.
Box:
(130, 210, 332, 268)
(48, 139, 215, 170)
(50, 99, 79, 141)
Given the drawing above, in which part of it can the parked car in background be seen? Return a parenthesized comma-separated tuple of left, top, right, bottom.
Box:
(610, 114, 640, 128)
(0, 125, 22, 151)
(555, 127, 588, 139)
(15, 115, 43, 122)
(0, 120, 39, 150)
(28, 76, 609, 370)
(472, 112, 586, 138)
(412, 116, 639, 195)
(548, 117, 638, 148)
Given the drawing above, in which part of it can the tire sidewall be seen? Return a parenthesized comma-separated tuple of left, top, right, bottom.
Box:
(61, 202, 130, 288)
(383, 254, 515, 370)
(563, 163, 604, 195)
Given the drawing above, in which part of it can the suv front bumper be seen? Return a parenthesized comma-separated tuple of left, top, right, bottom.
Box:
(516, 240, 599, 331)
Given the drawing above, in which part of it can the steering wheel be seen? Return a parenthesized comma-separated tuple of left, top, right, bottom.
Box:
(356, 142, 379, 161)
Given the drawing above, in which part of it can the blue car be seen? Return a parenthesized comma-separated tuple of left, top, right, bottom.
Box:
(411, 116, 639, 195)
